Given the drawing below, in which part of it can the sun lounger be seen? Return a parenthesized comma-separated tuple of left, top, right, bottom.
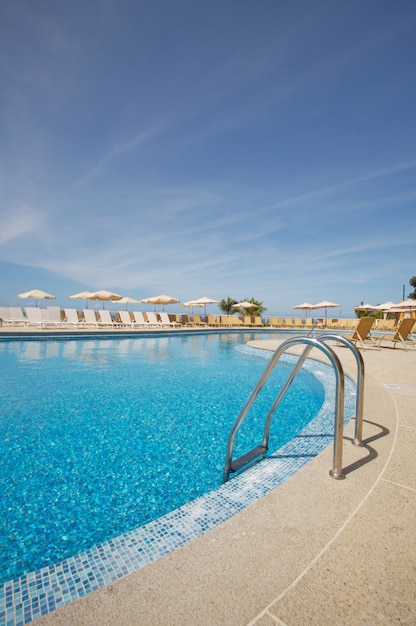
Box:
(192, 314, 207, 326)
(7, 307, 29, 326)
(116, 310, 134, 327)
(97, 310, 119, 327)
(268, 317, 282, 327)
(132, 312, 149, 327)
(376, 318, 415, 352)
(45, 306, 65, 327)
(180, 314, 194, 325)
(252, 316, 263, 327)
(342, 316, 376, 350)
(377, 319, 396, 331)
(145, 312, 163, 327)
(207, 315, 219, 326)
(64, 308, 81, 326)
(159, 312, 181, 327)
(0, 307, 15, 325)
(82, 309, 99, 327)
(25, 307, 46, 327)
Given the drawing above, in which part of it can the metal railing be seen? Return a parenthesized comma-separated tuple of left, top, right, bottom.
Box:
(222, 335, 365, 483)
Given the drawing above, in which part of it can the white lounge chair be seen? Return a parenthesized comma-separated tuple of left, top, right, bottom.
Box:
(98, 310, 117, 326)
(145, 312, 162, 327)
(82, 309, 99, 327)
(132, 311, 149, 327)
(117, 310, 134, 327)
(63, 309, 81, 326)
(159, 312, 180, 327)
(0, 307, 13, 325)
(7, 307, 29, 326)
(25, 307, 45, 327)
(46, 306, 64, 327)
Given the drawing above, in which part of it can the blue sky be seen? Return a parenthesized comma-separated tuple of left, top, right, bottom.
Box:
(1, 0, 415, 317)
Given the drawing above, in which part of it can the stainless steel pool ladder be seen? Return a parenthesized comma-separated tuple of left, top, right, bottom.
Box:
(222, 335, 365, 483)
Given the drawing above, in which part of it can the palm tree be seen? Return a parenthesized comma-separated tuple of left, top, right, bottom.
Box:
(219, 297, 238, 315)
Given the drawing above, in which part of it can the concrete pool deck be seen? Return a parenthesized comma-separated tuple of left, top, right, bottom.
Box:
(7, 334, 416, 624)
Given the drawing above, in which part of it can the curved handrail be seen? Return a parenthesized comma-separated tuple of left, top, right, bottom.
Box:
(222, 337, 346, 483)
(317, 334, 365, 446)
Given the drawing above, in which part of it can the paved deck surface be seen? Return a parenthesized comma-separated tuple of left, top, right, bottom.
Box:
(16, 336, 416, 624)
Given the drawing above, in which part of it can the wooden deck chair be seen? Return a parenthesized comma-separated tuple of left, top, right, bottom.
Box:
(243, 316, 254, 326)
(252, 316, 263, 327)
(342, 316, 376, 350)
(268, 317, 282, 327)
(192, 314, 207, 326)
(376, 318, 415, 352)
(207, 315, 219, 326)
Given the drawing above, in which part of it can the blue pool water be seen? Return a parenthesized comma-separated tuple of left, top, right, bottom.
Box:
(0, 332, 325, 585)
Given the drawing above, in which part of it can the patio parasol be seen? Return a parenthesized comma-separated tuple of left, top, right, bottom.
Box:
(68, 291, 95, 309)
(293, 302, 314, 317)
(140, 294, 180, 311)
(235, 301, 255, 308)
(181, 300, 205, 314)
(117, 296, 139, 310)
(185, 296, 219, 317)
(354, 303, 378, 312)
(18, 289, 56, 307)
(310, 300, 341, 321)
(87, 290, 124, 308)
(387, 299, 416, 315)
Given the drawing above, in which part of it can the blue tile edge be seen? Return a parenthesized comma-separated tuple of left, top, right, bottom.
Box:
(0, 351, 356, 626)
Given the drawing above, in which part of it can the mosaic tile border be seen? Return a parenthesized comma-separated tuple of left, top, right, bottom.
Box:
(0, 347, 356, 626)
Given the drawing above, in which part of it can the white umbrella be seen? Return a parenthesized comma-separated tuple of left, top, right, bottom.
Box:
(235, 301, 255, 308)
(374, 301, 399, 311)
(117, 296, 139, 310)
(69, 291, 95, 308)
(181, 300, 205, 314)
(293, 302, 314, 317)
(393, 299, 416, 309)
(87, 290, 124, 308)
(18, 289, 56, 307)
(185, 296, 219, 317)
(140, 294, 180, 311)
(354, 303, 378, 311)
(310, 300, 340, 321)
(388, 299, 416, 316)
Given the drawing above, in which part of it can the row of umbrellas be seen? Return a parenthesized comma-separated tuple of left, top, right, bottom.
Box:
(17, 289, 221, 312)
(354, 300, 416, 313)
(293, 300, 341, 320)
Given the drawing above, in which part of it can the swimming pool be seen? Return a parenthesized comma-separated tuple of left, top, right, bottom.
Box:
(0, 331, 356, 625)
